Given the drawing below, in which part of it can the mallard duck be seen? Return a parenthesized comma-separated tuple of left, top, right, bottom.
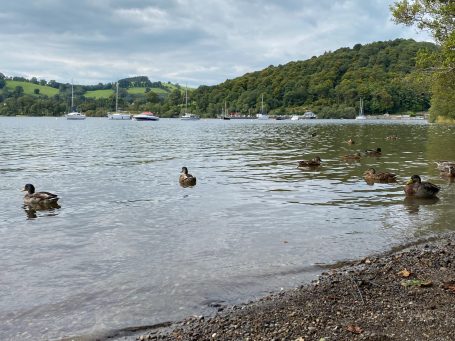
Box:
(440, 165, 455, 178)
(363, 168, 397, 183)
(435, 160, 455, 171)
(347, 138, 355, 145)
(364, 147, 382, 156)
(297, 156, 321, 168)
(22, 184, 59, 205)
(386, 135, 399, 140)
(341, 152, 361, 160)
(404, 175, 440, 198)
(179, 167, 197, 187)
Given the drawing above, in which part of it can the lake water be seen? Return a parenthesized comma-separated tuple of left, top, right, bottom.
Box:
(1, 117, 455, 340)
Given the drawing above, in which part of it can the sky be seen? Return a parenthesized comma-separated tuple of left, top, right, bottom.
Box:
(0, 0, 432, 87)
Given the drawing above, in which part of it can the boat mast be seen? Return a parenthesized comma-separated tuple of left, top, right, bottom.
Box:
(261, 94, 264, 114)
(185, 85, 188, 113)
(115, 82, 119, 113)
(71, 82, 74, 109)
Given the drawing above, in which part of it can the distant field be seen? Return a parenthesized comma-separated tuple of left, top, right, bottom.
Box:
(84, 89, 114, 99)
(5, 80, 59, 96)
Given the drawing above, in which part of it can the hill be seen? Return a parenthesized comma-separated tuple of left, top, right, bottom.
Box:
(0, 39, 437, 117)
(5, 80, 59, 97)
(191, 39, 437, 118)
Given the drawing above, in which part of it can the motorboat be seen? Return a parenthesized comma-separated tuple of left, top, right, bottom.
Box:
(133, 112, 159, 121)
(180, 113, 200, 120)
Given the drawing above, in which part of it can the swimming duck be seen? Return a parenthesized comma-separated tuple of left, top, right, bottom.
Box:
(297, 156, 321, 168)
(435, 160, 455, 171)
(386, 135, 399, 140)
(347, 138, 355, 145)
(404, 175, 440, 198)
(341, 152, 361, 160)
(22, 184, 59, 205)
(440, 165, 455, 178)
(363, 168, 397, 183)
(364, 148, 382, 156)
(179, 167, 197, 187)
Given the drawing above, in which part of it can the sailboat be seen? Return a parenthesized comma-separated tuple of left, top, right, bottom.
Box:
(108, 82, 131, 120)
(66, 82, 86, 120)
(221, 100, 230, 120)
(180, 86, 200, 120)
(256, 94, 269, 120)
(355, 97, 367, 120)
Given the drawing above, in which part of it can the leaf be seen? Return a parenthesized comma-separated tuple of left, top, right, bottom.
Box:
(397, 269, 412, 277)
(442, 282, 455, 293)
(401, 279, 433, 287)
(346, 324, 363, 334)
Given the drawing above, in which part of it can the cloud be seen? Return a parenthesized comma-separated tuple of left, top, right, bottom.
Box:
(0, 0, 433, 86)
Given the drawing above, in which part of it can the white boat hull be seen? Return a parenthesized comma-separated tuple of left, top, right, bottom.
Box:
(180, 113, 200, 120)
(66, 112, 86, 120)
(108, 113, 131, 120)
(133, 112, 159, 121)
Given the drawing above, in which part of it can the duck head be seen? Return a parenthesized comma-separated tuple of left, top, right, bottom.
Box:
(181, 167, 189, 175)
(22, 184, 35, 194)
(407, 175, 421, 185)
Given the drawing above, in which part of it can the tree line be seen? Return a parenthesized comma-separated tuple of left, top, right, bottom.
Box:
(0, 39, 444, 119)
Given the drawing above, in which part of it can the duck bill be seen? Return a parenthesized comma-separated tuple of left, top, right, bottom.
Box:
(21, 187, 26, 192)
(406, 178, 413, 185)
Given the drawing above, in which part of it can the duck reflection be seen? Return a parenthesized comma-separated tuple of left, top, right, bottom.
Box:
(403, 196, 439, 214)
(23, 202, 61, 219)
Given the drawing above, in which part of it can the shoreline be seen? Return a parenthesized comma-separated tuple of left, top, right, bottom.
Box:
(104, 232, 455, 341)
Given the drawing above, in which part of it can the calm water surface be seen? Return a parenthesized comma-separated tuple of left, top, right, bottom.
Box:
(1, 117, 455, 340)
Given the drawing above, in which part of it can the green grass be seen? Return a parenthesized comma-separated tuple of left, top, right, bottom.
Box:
(5, 80, 59, 96)
(85, 89, 114, 99)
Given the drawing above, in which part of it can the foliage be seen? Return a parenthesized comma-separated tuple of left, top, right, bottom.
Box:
(191, 39, 435, 118)
(0, 39, 437, 117)
(391, 0, 455, 120)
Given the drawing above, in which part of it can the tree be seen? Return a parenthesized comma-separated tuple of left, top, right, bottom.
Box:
(34, 88, 40, 95)
(390, 0, 455, 121)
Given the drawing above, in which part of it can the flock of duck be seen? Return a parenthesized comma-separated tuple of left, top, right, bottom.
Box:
(297, 136, 455, 199)
(21, 136, 455, 211)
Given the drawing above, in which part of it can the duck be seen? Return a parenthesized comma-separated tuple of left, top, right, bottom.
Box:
(179, 167, 197, 187)
(363, 168, 397, 183)
(440, 165, 455, 178)
(22, 184, 59, 205)
(297, 156, 321, 168)
(386, 135, 399, 140)
(435, 160, 455, 171)
(404, 175, 440, 198)
(347, 138, 355, 145)
(364, 147, 382, 156)
(341, 152, 361, 160)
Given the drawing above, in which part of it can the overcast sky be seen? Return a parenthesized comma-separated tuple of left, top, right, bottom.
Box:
(0, 0, 431, 87)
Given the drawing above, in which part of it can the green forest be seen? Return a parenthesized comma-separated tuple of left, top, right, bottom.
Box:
(0, 39, 440, 119)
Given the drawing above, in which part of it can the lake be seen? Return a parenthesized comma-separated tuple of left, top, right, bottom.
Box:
(1, 117, 455, 340)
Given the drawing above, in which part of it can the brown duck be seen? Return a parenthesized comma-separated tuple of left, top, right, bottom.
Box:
(297, 156, 321, 168)
(364, 148, 382, 156)
(363, 168, 397, 183)
(341, 152, 361, 160)
(22, 184, 59, 206)
(404, 175, 440, 198)
(179, 167, 197, 187)
(440, 165, 455, 178)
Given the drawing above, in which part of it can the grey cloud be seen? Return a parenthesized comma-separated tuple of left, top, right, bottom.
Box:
(0, 0, 433, 86)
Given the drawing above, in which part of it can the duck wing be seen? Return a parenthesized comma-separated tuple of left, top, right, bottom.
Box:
(33, 191, 59, 201)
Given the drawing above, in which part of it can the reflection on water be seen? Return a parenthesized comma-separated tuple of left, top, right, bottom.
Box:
(1, 117, 455, 340)
(403, 196, 440, 214)
(23, 202, 61, 220)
